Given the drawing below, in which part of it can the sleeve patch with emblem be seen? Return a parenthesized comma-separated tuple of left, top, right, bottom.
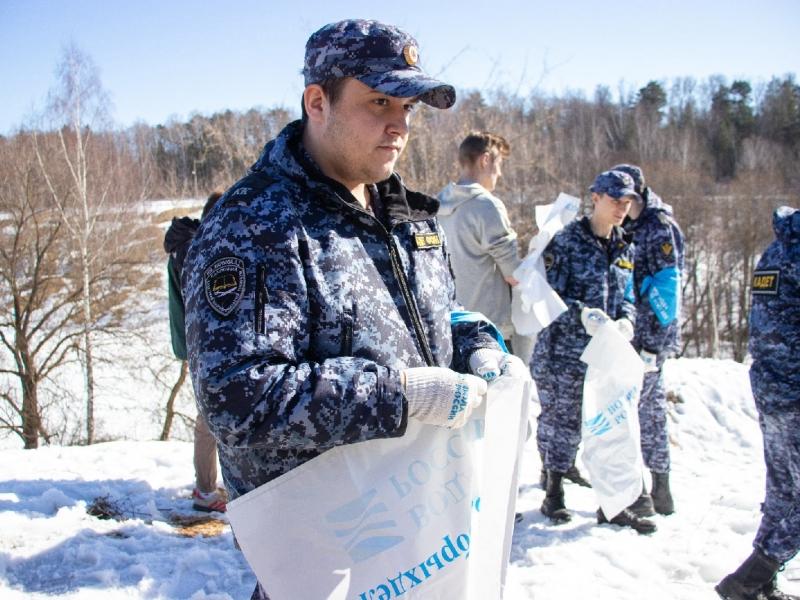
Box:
(543, 251, 555, 271)
(661, 242, 673, 257)
(752, 269, 780, 295)
(204, 257, 246, 316)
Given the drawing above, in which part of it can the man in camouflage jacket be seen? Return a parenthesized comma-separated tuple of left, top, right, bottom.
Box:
(534, 170, 655, 534)
(181, 20, 522, 596)
(717, 206, 800, 600)
(615, 164, 684, 518)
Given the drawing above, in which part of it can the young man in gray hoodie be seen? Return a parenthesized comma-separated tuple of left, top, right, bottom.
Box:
(438, 132, 533, 363)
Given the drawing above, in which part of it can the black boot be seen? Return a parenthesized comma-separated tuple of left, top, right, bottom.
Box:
(628, 480, 656, 518)
(760, 575, 800, 600)
(651, 471, 674, 515)
(597, 507, 657, 535)
(715, 549, 781, 600)
(538, 450, 546, 487)
(564, 464, 592, 488)
(540, 470, 572, 524)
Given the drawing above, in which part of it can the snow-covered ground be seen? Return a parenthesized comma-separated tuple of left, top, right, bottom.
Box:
(1, 358, 797, 599)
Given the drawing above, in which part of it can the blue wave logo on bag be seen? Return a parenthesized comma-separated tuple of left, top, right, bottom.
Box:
(325, 488, 404, 562)
(584, 412, 612, 437)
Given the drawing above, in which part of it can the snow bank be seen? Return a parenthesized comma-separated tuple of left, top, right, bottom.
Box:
(0, 359, 797, 599)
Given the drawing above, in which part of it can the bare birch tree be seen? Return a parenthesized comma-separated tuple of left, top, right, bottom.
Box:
(32, 44, 161, 444)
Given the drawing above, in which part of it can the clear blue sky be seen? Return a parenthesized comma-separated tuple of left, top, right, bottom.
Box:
(1, 0, 798, 134)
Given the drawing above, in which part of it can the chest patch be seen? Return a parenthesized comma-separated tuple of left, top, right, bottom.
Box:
(204, 257, 246, 316)
(413, 232, 442, 249)
(752, 270, 780, 295)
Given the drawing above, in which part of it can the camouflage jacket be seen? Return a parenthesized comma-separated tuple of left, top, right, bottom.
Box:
(749, 206, 800, 412)
(533, 217, 636, 368)
(182, 120, 499, 497)
(624, 189, 685, 359)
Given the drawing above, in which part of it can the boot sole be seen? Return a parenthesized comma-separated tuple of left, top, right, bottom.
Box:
(545, 514, 572, 524)
(192, 503, 227, 513)
(599, 521, 657, 535)
(541, 508, 572, 524)
(714, 579, 738, 599)
(654, 505, 675, 515)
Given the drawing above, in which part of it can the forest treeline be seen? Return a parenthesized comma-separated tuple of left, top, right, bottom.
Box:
(131, 73, 800, 361)
(1, 44, 798, 447)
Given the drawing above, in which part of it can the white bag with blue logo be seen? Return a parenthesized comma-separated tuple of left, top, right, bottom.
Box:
(227, 377, 530, 600)
(511, 193, 580, 336)
(579, 320, 645, 519)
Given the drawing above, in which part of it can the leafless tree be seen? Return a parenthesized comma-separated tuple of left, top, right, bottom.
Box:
(31, 44, 161, 444)
(0, 133, 84, 448)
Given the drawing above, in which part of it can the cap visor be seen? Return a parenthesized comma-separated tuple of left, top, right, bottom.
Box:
(616, 189, 642, 202)
(358, 70, 456, 109)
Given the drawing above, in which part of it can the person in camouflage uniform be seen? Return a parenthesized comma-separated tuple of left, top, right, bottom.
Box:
(716, 206, 800, 600)
(613, 164, 684, 518)
(182, 19, 525, 599)
(533, 170, 655, 534)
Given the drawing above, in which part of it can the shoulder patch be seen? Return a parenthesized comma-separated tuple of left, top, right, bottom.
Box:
(752, 269, 780, 295)
(543, 251, 555, 271)
(661, 242, 674, 257)
(204, 257, 246, 316)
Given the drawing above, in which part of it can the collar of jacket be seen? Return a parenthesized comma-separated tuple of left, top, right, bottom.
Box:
(774, 206, 800, 244)
(251, 120, 438, 227)
(579, 216, 633, 253)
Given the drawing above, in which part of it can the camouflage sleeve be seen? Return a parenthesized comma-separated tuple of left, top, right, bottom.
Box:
(618, 275, 637, 325)
(637, 218, 683, 353)
(451, 317, 504, 371)
(543, 235, 585, 325)
(186, 199, 407, 452)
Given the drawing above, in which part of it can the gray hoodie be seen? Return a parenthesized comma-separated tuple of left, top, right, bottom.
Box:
(438, 182, 520, 338)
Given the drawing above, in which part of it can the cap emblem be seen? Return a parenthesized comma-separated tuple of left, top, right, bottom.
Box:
(403, 45, 419, 66)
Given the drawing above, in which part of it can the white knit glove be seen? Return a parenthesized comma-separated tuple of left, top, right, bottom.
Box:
(640, 349, 659, 373)
(580, 307, 609, 336)
(469, 349, 530, 382)
(615, 318, 635, 342)
(402, 367, 487, 429)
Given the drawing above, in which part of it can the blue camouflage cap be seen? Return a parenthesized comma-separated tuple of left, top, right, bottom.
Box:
(589, 170, 641, 200)
(611, 164, 645, 195)
(303, 19, 456, 109)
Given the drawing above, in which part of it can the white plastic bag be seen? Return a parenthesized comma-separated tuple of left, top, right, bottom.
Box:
(579, 321, 645, 519)
(511, 193, 580, 336)
(227, 377, 531, 600)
